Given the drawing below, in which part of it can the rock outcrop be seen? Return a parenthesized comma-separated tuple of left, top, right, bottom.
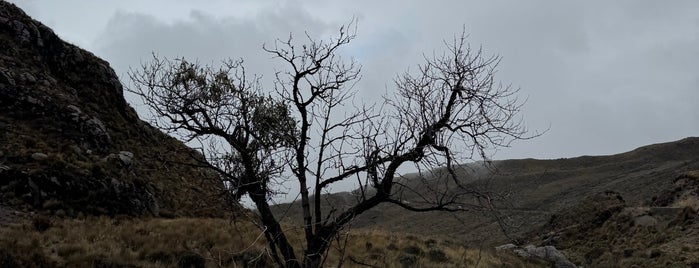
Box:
(523, 175, 699, 267)
(0, 1, 227, 217)
(496, 243, 577, 267)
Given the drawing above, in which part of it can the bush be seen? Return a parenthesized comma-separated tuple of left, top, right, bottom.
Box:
(91, 258, 137, 268)
(0, 247, 53, 268)
(176, 252, 205, 268)
(402, 245, 423, 255)
(145, 251, 173, 263)
(0, 250, 19, 268)
(31, 215, 52, 232)
(387, 243, 398, 251)
(427, 248, 449, 263)
(397, 254, 417, 268)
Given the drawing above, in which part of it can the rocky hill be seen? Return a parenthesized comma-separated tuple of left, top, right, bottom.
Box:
(0, 1, 227, 217)
(273, 137, 699, 248)
(522, 170, 699, 266)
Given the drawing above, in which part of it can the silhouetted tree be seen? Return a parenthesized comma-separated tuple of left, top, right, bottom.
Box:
(129, 23, 531, 268)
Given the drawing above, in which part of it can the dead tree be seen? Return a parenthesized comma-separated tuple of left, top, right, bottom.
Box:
(129, 23, 530, 268)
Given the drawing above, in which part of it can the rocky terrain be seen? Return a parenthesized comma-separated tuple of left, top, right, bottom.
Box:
(518, 170, 699, 266)
(273, 137, 699, 266)
(0, 1, 227, 217)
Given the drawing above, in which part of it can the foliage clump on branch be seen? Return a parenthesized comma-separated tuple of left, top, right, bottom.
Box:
(129, 22, 531, 267)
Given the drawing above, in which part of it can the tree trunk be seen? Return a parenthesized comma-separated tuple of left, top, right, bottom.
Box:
(303, 254, 323, 268)
(250, 192, 300, 268)
(302, 239, 326, 268)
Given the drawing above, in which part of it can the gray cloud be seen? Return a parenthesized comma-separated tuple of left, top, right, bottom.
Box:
(10, 0, 699, 163)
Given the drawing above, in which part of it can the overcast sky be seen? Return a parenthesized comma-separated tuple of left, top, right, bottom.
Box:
(11, 0, 699, 161)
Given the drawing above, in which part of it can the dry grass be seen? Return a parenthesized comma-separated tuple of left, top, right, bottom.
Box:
(0, 215, 543, 267)
(675, 196, 699, 211)
(0, 216, 270, 267)
(323, 229, 543, 268)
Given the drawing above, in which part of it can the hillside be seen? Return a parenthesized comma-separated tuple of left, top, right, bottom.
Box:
(273, 137, 699, 247)
(0, 1, 226, 217)
(519, 170, 699, 266)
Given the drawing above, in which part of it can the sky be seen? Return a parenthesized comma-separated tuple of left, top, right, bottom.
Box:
(11, 0, 699, 162)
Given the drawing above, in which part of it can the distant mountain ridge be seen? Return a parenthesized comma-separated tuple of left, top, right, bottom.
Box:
(273, 137, 699, 245)
(0, 1, 227, 217)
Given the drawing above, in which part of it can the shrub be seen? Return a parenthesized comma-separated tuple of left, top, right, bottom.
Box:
(427, 248, 449, 263)
(176, 251, 205, 268)
(31, 215, 52, 232)
(145, 251, 173, 263)
(0, 247, 53, 268)
(90, 258, 137, 268)
(649, 249, 662, 259)
(387, 243, 398, 251)
(402, 245, 423, 255)
(0, 250, 19, 268)
(397, 254, 417, 268)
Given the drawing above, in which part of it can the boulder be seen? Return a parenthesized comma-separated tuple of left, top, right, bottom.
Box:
(514, 245, 577, 268)
(118, 151, 134, 166)
(633, 215, 658, 227)
(31, 152, 48, 161)
(495, 243, 517, 251)
(64, 104, 111, 151)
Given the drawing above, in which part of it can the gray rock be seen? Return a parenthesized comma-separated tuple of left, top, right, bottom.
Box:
(68, 145, 83, 155)
(27, 178, 41, 206)
(25, 96, 42, 106)
(66, 104, 81, 114)
(10, 20, 31, 43)
(85, 118, 108, 139)
(64, 104, 111, 150)
(495, 243, 517, 251)
(118, 151, 134, 166)
(514, 245, 577, 268)
(0, 68, 15, 87)
(21, 72, 36, 84)
(110, 178, 122, 194)
(634, 215, 658, 227)
(31, 152, 48, 160)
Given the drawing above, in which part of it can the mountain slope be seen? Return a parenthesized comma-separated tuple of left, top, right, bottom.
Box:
(0, 1, 226, 217)
(524, 170, 699, 266)
(273, 137, 699, 246)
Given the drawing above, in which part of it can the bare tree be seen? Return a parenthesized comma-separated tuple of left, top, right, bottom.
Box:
(128, 23, 531, 268)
